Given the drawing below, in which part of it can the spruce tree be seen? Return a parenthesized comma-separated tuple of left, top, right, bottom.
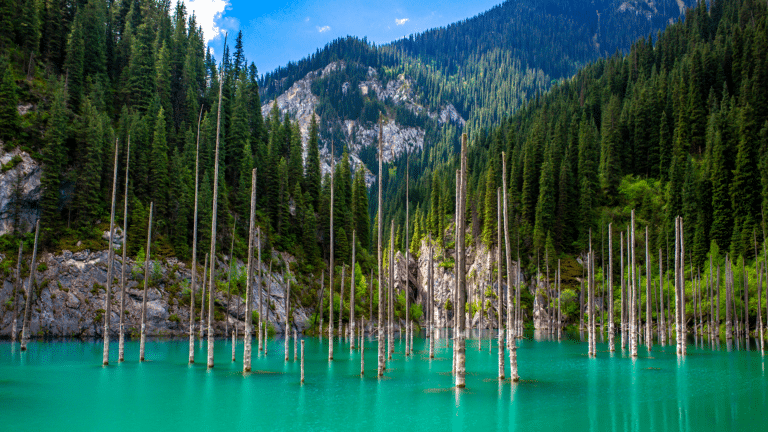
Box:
(150, 107, 170, 223)
(74, 97, 104, 226)
(729, 103, 759, 257)
(351, 167, 370, 251)
(710, 129, 731, 251)
(600, 95, 622, 199)
(482, 160, 497, 246)
(304, 114, 321, 209)
(0, 56, 19, 141)
(533, 148, 555, 252)
(288, 120, 303, 192)
(40, 81, 68, 239)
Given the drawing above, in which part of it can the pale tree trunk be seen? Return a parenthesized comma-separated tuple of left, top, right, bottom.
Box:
(140, 203, 154, 362)
(257, 230, 262, 350)
(429, 236, 435, 359)
(317, 269, 324, 339)
(11, 241, 22, 343)
(455, 133, 467, 388)
(497, 187, 504, 378)
(558, 260, 561, 340)
(360, 321, 365, 375)
(389, 219, 394, 360)
(675, 218, 682, 353)
(329, 139, 335, 361)
(646, 227, 652, 351)
(405, 153, 410, 356)
(285, 267, 291, 362)
(189, 109, 202, 364)
(243, 169, 256, 373)
(103, 138, 119, 366)
(760, 262, 765, 353)
(680, 218, 686, 355)
(207, 65, 224, 369)
(660, 249, 666, 345)
(20, 220, 39, 351)
(339, 266, 345, 338)
(453, 170, 459, 374)
(608, 224, 614, 351)
(501, 153, 517, 381)
(294, 329, 297, 361)
(226, 220, 237, 338)
(301, 339, 305, 383)
(350, 231, 356, 350)
(630, 211, 637, 357)
(266, 258, 272, 355)
(377, 118, 385, 377)
(620, 232, 625, 349)
(200, 253, 208, 338)
(120, 135, 131, 363)
(231, 329, 236, 361)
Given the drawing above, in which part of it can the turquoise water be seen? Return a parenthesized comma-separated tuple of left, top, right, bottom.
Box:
(1, 332, 766, 431)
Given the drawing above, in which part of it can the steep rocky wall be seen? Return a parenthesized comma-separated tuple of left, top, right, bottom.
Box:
(0, 249, 311, 339)
(0, 145, 41, 236)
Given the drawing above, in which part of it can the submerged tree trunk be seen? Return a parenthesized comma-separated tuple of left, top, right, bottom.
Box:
(317, 269, 324, 339)
(140, 203, 154, 362)
(350, 231, 356, 350)
(497, 188, 504, 377)
(660, 249, 666, 345)
(389, 220, 394, 360)
(207, 65, 224, 370)
(119, 136, 131, 362)
(285, 267, 291, 362)
(645, 226, 652, 351)
(405, 153, 410, 355)
(20, 220, 39, 351)
(301, 339, 305, 383)
(630, 211, 637, 357)
(455, 133, 467, 388)
(243, 169, 257, 373)
(339, 266, 345, 338)
(189, 109, 202, 364)
(429, 235, 435, 359)
(103, 138, 119, 366)
(329, 139, 335, 361)
(501, 153, 517, 381)
(620, 232, 625, 350)
(226, 220, 237, 338)
(200, 254, 209, 338)
(265, 258, 272, 355)
(11, 241, 23, 343)
(608, 224, 614, 351)
(377, 119, 384, 377)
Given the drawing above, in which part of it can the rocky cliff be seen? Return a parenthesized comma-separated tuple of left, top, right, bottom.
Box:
(0, 145, 41, 236)
(0, 248, 311, 339)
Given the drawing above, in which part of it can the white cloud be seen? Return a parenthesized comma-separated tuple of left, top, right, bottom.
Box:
(182, 0, 230, 42)
(317, 25, 331, 33)
(305, 17, 310, 22)
(395, 18, 409, 25)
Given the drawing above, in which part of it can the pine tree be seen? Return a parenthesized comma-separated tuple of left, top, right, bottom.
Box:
(351, 167, 370, 251)
(150, 107, 170, 223)
(63, 15, 85, 110)
(482, 160, 497, 246)
(428, 172, 441, 237)
(74, 97, 104, 226)
(710, 128, 731, 251)
(40, 81, 68, 239)
(533, 148, 556, 252)
(15, 0, 40, 55)
(555, 143, 577, 251)
(126, 22, 155, 111)
(0, 56, 19, 141)
(277, 157, 289, 240)
(600, 95, 622, 199)
(302, 200, 318, 262)
(237, 141, 254, 220)
(729, 103, 759, 257)
(233, 31, 245, 77)
(288, 120, 303, 192)
(304, 114, 321, 209)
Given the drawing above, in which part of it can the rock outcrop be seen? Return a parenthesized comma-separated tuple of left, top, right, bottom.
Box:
(0, 145, 42, 236)
(0, 248, 311, 339)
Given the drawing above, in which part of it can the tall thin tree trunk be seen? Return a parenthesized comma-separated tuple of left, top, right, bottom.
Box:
(350, 231, 356, 350)
(377, 118, 384, 377)
(318, 269, 324, 338)
(265, 258, 271, 355)
(103, 138, 119, 366)
(429, 236, 435, 359)
(11, 241, 22, 343)
(243, 169, 256, 372)
(301, 339, 305, 383)
(660, 249, 666, 345)
(608, 224, 614, 351)
(630, 211, 637, 357)
(226, 220, 237, 338)
(120, 136, 131, 363)
(339, 266, 345, 338)
(389, 220, 394, 359)
(620, 232, 625, 349)
(455, 133, 467, 388)
(405, 153, 410, 355)
(646, 226, 652, 351)
(20, 220, 39, 351)
(453, 170, 459, 373)
(497, 187, 504, 378)
(140, 203, 154, 362)
(207, 63, 225, 370)
(257, 230, 262, 350)
(200, 253, 208, 338)
(285, 266, 291, 362)
(680, 218, 686, 355)
(501, 154, 517, 381)
(189, 108, 202, 363)
(329, 139, 335, 361)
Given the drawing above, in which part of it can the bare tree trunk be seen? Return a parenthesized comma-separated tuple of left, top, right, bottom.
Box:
(103, 138, 120, 366)
(20, 220, 39, 351)
(329, 139, 335, 361)
(350, 231, 356, 350)
(726, 254, 732, 340)
(226, 220, 237, 338)
(558, 260, 561, 340)
(207, 64, 225, 370)
(620, 232, 625, 350)
(285, 267, 291, 362)
(389, 220, 394, 360)
(189, 109, 202, 363)
(265, 258, 271, 355)
(680, 218, 686, 355)
(455, 133, 467, 389)
(429, 236, 435, 359)
(318, 269, 324, 339)
(120, 136, 131, 363)
(497, 188, 504, 378)
(630, 211, 637, 357)
(339, 266, 345, 338)
(660, 249, 666, 345)
(645, 226, 652, 351)
(243, 169, 256, 373)
(140, 203, 154, 362)
(743, 260, 749, 341)
(608, 224, 614, 351)
(200, 253, 208, 338)
(11, 241, 22, 343)
(405, 153, 410, 356)
(453, 171, 459, 374)
(360, 320, 365, 376)
(257, 230, 262, 350)
(675, 218, 682, 353)
(301, 339, 305, 383)
(501, 153, 517, 381)
(377, 118, 385, 377)
(294, 329, 297, 361)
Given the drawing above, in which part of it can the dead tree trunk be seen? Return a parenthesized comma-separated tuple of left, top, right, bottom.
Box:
(139, 203, 154, 362)
(377, 118, 384, 377)
(103, 138, 119, 366)
(20, 220, 39, 351)
(189, 109, 202, 363)
(501, 153, 517, 381)
(329, 139, 335, 361)
(350, 231, 356, 350)
(11, 241, 22, 343)
(243, 169, 256, 372)
(120, 136, 131, 363)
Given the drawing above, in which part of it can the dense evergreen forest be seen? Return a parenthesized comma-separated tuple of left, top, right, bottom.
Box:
(0, 0, 766, 326)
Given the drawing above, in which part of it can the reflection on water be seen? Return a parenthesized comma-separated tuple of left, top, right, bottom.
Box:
(1, 331, 767, 431)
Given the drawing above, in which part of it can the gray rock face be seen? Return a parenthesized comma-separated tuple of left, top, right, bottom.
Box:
(261, 61, 465, 187)
(0, 146, 42, 235)
(0, 249, 312, 339)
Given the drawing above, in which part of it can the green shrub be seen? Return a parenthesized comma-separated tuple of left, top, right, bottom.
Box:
(168, 314, 180, 323)
(37, 263, 47, 272)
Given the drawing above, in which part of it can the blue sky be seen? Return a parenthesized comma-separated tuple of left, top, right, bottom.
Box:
(181, 0, 502, 75)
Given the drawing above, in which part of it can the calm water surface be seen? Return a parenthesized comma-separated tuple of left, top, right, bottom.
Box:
(1, 332, 766, 431)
